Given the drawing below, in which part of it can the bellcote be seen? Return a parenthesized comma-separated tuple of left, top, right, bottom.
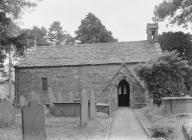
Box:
(146, 23, 159, 42)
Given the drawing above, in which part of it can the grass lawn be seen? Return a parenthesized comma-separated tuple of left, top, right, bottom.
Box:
(134, 105, 192, 140)
(0, 112, 110, 140)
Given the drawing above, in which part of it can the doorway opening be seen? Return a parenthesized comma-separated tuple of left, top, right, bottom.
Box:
(117, 79, 130, 107)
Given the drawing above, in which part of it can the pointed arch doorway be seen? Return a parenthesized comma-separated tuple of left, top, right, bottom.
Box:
(117, 79, 130, 107)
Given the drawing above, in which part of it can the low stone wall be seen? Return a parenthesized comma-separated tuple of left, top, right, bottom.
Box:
(162, 97, 192, 115)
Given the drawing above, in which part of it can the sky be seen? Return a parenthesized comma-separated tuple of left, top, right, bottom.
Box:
(20, 0, 191, 41)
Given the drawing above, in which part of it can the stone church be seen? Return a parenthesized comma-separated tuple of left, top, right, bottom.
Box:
(14, 23, 162, 109)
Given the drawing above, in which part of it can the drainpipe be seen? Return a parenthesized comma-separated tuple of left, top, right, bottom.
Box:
(8, 44, 13, 100)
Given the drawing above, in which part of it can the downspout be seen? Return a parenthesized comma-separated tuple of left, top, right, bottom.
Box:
(14, 66, 18, 106)
(8, 46, 12, 101)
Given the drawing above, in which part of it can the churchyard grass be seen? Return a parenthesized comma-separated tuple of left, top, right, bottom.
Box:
(134, 105, 192, 140)
(0, 111, 110, 140)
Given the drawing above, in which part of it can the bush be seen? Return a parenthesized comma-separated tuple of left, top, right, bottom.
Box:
(136, 51, 192, 105)
(0, 100, 15, 128)
(144, 105, 179, 140)
(150, 125, 172, 139)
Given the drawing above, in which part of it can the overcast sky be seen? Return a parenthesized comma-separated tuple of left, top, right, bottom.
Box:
(20, 0, 190, 41)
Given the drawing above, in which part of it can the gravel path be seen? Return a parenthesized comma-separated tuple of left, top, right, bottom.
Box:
(108, 107, 149, 140)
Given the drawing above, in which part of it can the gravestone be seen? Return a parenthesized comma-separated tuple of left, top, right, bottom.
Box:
(48, 88, 56, 115)
(182, 123, 192, 140)
(68, 91, 74, 102)
(20, 95, 27, 107)
(22, 100, 45, 140)
(0, 100, 15, 128)
(90, 91, 96, 120)
(80, 90, 88, 127)
(62, 91, 74, 102)
(48, 88, 56, 106)
(30, 92, 41, 103)
(56, 92, 63, 102)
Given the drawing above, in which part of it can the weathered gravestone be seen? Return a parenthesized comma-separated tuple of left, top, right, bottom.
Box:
(48, 88, 56, 107)
(22, 100, 45, 140)
(47, 87, 56, 115)
(90, 90, 96, 120)
(68, 91, 74, 102)
(30, 92, 41, 103)
(0, 100, 15, 128)
(182, 123, 192, 140)
(80, 90, 88, 127)
(62, 91, 73, 102)
(56, 92, 63, 102)
(20, 95, 27, 107)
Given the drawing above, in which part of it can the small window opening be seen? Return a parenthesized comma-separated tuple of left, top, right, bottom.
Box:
(42, 78, 48, 91)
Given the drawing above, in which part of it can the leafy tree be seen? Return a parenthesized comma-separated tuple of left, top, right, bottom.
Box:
(0, 0, 40, 59)
(158, 31, 192, 65)
(136, 51, 192, 105)
(32, 26, 49, 46)
(153, 0, 192, 28)
(0, 0, 38, 20)
(0, 27, 36, 56)
(48, 21, 75, 45)
(0, 0, 38, 45)
(0, 0, 40, 98)
(13, 26, 50, 50)
(12, 29, 35, 55)
(65, 33, 75, 45)
(0, 0, 37, 36)
(75, 13, 117, 44)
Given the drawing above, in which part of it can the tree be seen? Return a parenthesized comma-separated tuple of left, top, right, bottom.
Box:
(0, 0, 38, 19)
(48, 21, 75, 45)
(153, 0, 192, 28)
(158, 31, 192, 65)
(0, 0, 40, 99)
(12, 29, 35, 55)
(64, 33, 75, 45)
(136, 51, 192, 105)
(75, 13, 117, 44)
(0, 0, 38, 45)
(0, 0, 37, 37)
(32, 26, 49, 46)
(0, 0, 40, 62)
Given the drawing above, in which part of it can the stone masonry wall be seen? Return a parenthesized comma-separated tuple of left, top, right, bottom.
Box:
(16, 64, 145, 107)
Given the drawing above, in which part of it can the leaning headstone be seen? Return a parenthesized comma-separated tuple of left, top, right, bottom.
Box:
(0, 100, 15, 128)
(80, 90, 88, 127)
(22, 100, 45, 140)
(90, 91, 96, 120)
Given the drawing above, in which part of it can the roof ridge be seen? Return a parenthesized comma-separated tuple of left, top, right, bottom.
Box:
(34, 40, 150, 48)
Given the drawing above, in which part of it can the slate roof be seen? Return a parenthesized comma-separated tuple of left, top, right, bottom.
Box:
(15, 40, 162, 68)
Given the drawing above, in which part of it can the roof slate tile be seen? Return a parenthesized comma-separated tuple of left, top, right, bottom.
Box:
(16, 40, 162, 67)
